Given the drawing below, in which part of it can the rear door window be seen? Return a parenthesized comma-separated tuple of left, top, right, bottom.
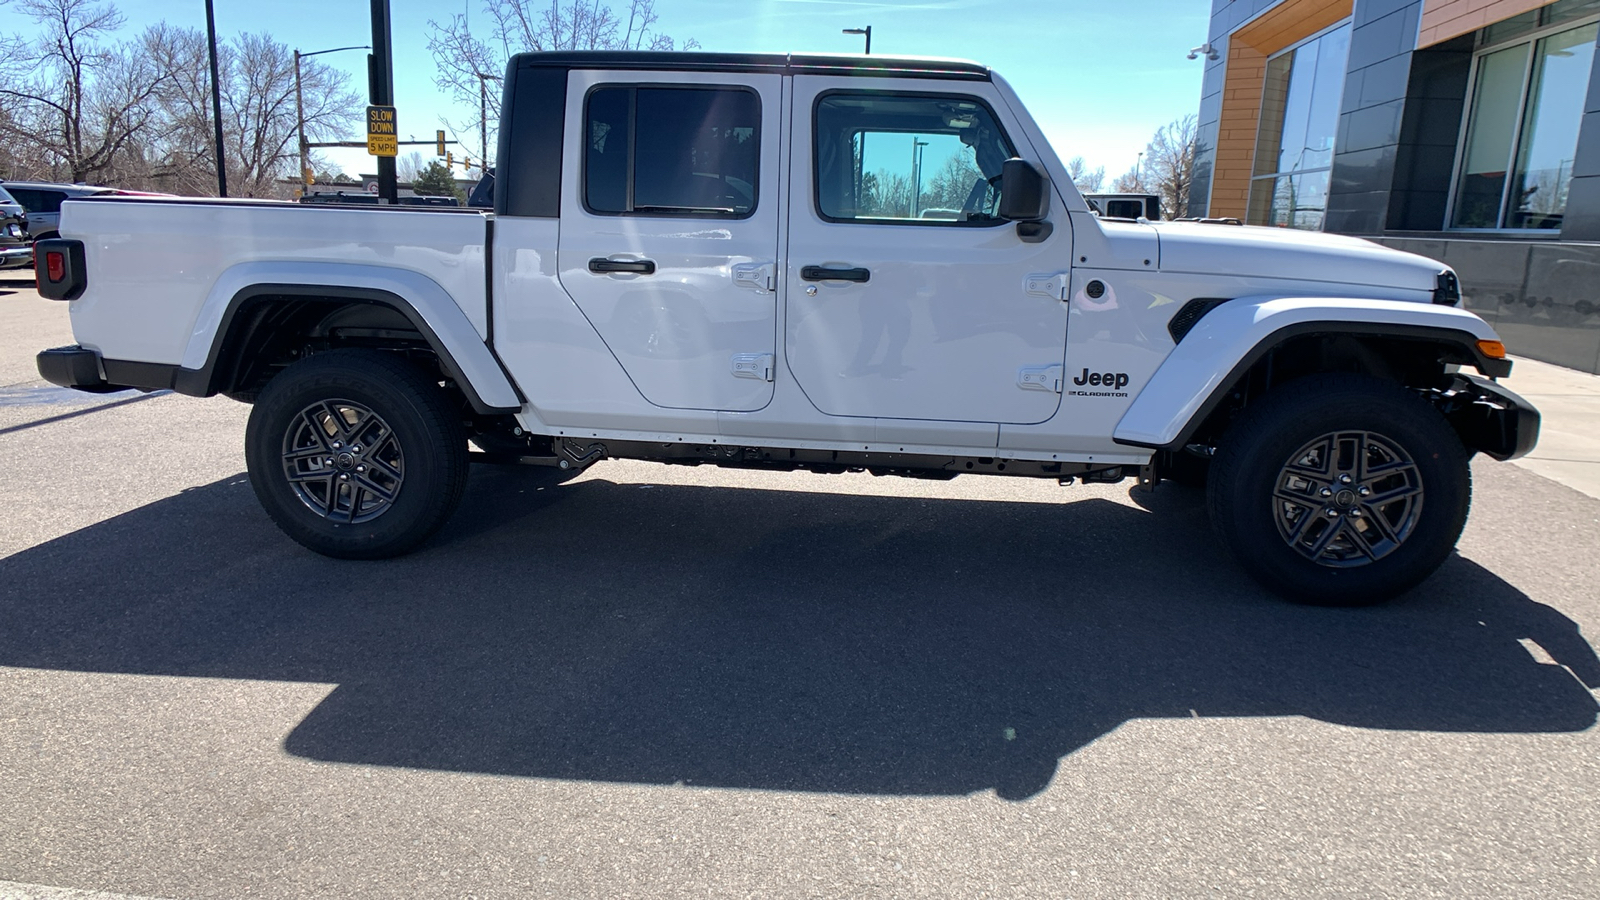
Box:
(584, 86, 760, 218)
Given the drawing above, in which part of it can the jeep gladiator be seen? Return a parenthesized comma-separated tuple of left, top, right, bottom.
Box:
(34, 51, 1539, 604)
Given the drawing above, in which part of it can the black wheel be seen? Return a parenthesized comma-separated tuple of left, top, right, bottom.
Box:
(1206, 374, 1470, 605)
(245, 349, 469, 559)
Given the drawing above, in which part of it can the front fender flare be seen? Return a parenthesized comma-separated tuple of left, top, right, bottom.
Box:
(177, 261, 521, 414)
(1112, 297, 1504, 450)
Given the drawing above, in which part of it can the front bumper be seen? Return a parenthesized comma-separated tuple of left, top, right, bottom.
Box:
(1442, 374, 1540, 461)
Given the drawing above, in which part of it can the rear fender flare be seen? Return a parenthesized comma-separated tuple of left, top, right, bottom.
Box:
(1112, 297, 1504, 450)
(180, 261, 521, 414)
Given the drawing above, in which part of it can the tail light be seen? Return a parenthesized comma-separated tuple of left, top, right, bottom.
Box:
(34, 238, 86, 301)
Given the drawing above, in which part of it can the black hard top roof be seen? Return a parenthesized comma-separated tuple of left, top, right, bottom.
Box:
(509, 51, 990, 81)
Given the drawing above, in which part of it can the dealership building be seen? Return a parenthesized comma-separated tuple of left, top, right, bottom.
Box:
(1190, 0, 1600, 373)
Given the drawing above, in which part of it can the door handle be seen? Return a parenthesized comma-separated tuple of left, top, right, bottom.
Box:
(589, 257, 656, 275)
(801, 265, 870, 283)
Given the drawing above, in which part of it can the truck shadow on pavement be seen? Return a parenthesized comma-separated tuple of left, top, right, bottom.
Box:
(1, 466, 1596, 800)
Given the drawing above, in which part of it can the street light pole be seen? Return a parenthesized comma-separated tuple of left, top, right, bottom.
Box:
(911, 137, 928, 218)
(204, 0, 226, 197)
(294, 45, 369, 188)
(843, 26, 871, 54)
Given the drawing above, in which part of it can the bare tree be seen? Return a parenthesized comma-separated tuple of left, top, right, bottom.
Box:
(1143, 114, 1197, 219)
(923, 152, 984, 212)
(1111, 167, 1148, 193)
(397, 150, 425, 184)
(1065, 156, 1104, 194)
(426, 0, 698, 162)
(0, 0, 171, 183)
(144, 26, 360, 197)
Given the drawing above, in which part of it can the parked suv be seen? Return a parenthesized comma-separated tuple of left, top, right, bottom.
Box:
(0, 181, 120, 241)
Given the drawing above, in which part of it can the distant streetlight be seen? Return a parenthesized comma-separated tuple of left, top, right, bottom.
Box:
(843, 26, 872, 54)
(474, 71, 503, 172)
(1136, 151, 1144, 186)
(910, 137, 928, 218)
(294, 45, 369, 186)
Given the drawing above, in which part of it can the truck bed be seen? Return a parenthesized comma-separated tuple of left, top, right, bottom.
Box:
(60, 197, 491, 369)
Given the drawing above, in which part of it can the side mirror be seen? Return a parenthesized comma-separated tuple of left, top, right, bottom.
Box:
(998, 158, 1049, 222)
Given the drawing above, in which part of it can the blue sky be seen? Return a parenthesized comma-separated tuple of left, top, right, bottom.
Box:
(1, 0, 1212, 182)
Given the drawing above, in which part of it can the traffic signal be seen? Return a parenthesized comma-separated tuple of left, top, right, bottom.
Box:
(463, 157, 471, 170)
(436, 130, 446, 156)
(446, 151, 453, 168)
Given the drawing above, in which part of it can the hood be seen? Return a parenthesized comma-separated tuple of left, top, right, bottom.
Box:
(1153, 221, 1446, 294)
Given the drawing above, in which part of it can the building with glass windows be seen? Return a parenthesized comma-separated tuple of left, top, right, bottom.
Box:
(1191, 0, 1600, 373)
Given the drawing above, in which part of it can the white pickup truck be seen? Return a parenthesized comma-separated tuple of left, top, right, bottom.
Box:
(35, 51, 1538, 605)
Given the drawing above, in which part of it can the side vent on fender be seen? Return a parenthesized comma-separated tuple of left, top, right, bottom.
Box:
(1433, 270, 1461, 306)
(1167, 298, 1231, 344)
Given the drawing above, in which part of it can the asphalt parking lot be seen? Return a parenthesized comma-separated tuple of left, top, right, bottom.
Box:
(2, 276, 1598, 899)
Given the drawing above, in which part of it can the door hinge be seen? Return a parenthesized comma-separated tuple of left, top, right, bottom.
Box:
(1018, 364, 1063, 393)
(733, 262, 776, 293)
(731, 352, 775, 382)
(1024, 273, 1070, 300)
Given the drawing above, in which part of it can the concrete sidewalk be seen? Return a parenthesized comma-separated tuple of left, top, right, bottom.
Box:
(1502, 356, 1600, 501)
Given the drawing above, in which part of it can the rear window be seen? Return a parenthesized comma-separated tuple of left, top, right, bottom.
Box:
(1104, 199, 1144, 219)
(584, 85, 760, 218)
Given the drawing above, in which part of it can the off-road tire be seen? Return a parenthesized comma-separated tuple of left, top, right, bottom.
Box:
(1207, 374, 1470, 605)
(245, 348, 468, 559)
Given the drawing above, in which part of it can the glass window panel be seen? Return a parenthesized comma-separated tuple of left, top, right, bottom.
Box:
(1249, 20, 1350, 215)
(583, 86, 760, 217)
(814, 93, 1015, 225)
(1289, 169, 1330, 230)
(1276, 41, 1320, 175)
(1254, 54, 1294, 178)
(584, 87, 630, 213)
(1301, 25, 1350, 171)
(1246, 176, 1276, 225)
(1451, 44, 1530, 228)
(633, 88, 759, 215)
(1507, 22, 1598, 229)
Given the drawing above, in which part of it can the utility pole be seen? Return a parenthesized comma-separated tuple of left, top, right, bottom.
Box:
(296, 45, 369, 187)
(369, 0, 396, 203)
(843, 26, 871, 54)
(294, 50, 306, 186)
(475, 72, 502, 171)
(204, 0, 227, 197)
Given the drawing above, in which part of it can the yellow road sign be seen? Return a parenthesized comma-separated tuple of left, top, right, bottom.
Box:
(366, 105, 398, 157)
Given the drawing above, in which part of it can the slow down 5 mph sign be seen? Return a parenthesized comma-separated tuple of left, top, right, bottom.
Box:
(366, 106, 398, 157)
